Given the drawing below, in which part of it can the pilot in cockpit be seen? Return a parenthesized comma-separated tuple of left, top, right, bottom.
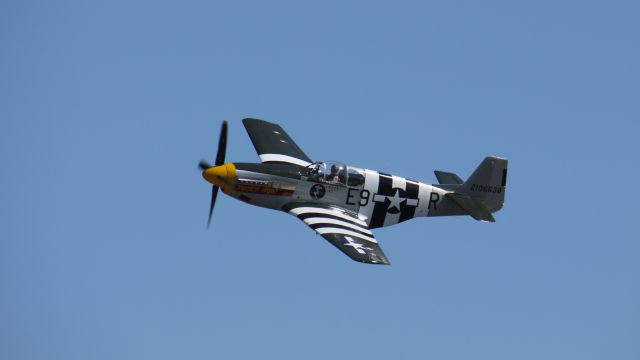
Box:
(326, 164, 341, 184)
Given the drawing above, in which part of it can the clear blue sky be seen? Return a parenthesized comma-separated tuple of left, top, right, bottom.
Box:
(2, 1, 639, 359)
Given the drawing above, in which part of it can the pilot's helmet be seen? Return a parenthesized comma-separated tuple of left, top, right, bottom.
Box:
(331, 164, 340, 174)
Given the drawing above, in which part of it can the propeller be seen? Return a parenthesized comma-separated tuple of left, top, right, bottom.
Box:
(200, 120, 228, 228)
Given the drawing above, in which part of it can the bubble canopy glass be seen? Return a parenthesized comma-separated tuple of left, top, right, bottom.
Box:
(304, 161, 365, 186)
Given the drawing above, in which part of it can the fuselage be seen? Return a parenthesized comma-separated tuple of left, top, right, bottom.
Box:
(204, 161, 467, 229)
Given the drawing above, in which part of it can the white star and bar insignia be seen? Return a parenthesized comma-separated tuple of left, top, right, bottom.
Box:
(372, 188, 419, 212)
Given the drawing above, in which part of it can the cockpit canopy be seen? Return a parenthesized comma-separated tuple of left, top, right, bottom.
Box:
(305, 161, 365, 187)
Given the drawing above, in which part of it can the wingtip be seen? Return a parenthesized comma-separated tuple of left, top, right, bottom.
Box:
(364, 260, 391, 265)
(242, 118, 272, 126)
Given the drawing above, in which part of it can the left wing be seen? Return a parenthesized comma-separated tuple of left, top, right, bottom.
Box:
(242, 118, 312, 167)
(283, 203, 390, 265)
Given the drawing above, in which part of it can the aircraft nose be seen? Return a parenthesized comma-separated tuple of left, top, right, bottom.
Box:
(202, 163, 236, 189)
(203, 165, 227, 186)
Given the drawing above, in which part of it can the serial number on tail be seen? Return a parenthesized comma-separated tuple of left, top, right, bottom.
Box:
(470, 184, 503, 194)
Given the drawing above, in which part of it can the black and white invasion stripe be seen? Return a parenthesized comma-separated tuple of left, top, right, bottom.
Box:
(369, 172, 393, 228)
(364, 172, 421, 229)
(399, 179, 420, 223)
(288, 206, 377, 244)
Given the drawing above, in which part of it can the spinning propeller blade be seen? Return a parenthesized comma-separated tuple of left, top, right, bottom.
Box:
(198, 160, 211, 171)
(200, 120, 228, 228)
(208, 185, 219, 228)
(215, 121, 228, 166)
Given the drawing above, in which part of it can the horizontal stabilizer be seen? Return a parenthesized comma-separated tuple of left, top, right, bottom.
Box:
(434, 170, 463, 185)
(445, 193, 496, 222)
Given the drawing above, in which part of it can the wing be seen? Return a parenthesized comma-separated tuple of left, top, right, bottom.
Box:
(283, 203, 390, 265)
(242, 118, 312, 167)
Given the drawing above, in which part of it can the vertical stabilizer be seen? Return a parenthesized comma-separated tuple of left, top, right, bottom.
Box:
(460, 156, 508, 213)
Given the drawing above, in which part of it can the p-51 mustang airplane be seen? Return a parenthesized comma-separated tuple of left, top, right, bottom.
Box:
(199, 119, 508, 265)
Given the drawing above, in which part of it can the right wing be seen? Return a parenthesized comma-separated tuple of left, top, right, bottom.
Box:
(283, 203, 390, 265)
(242, 118, 313, 167)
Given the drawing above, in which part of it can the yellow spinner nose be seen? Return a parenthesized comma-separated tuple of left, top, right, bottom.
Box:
(203, 163, 236, 188)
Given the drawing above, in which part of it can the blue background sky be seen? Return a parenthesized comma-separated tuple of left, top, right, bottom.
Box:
(2, 1, 639, 359)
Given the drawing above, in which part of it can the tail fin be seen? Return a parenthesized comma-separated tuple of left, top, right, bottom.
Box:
(460, 156, 508, 213)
